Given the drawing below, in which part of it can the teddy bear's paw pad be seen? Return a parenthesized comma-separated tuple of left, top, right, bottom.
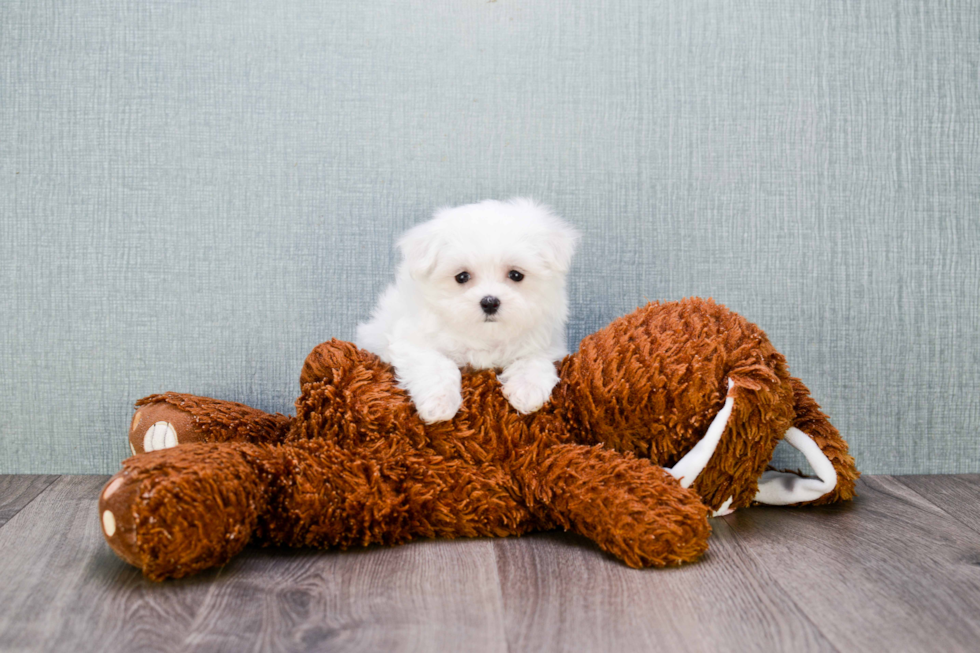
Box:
(102, 509, 116, 536)
(128, 400, 209, 454)
(143, 421, 179, 452)
(98, 474, 143, 569)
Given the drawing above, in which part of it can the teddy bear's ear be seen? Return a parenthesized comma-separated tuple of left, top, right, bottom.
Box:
(396, 219, 444, 279)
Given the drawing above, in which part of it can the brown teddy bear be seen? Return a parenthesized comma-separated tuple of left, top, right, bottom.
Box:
(99, 298, 858, 580)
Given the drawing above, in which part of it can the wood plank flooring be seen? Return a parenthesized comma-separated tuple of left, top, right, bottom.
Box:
(0, 475, 977, 653)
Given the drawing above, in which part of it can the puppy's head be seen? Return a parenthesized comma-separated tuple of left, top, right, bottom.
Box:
(397, 198, 579, 340)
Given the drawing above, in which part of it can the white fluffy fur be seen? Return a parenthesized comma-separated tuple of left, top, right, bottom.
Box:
(356, 198, 580, 423)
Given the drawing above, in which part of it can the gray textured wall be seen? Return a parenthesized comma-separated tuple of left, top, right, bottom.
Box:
(1, 1, 978, 474)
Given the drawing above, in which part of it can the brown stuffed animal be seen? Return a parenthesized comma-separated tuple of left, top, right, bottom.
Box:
(99, 298, 858, 580)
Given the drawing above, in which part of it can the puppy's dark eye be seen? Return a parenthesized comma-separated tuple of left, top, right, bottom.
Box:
(455, 271, 471, 284)
(508, 270, 524, 282)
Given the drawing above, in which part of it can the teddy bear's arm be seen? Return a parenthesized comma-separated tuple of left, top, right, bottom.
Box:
(516, 443, 710, 568)
(128, 392, 292, 454)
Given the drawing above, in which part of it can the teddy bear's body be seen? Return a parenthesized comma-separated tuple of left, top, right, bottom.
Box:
(100, 299, 857, 580)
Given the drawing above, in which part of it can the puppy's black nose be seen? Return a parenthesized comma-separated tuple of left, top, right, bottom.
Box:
(480, 296, 501, 315)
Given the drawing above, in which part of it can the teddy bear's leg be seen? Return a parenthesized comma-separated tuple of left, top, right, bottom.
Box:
(101, 440, 538, 580)
(99, 442, 283, 580)
(518, 444, 711, 568)
(129, 392, 292, 454)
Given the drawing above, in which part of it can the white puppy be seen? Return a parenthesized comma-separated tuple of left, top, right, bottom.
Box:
(356, 198, 580, 423)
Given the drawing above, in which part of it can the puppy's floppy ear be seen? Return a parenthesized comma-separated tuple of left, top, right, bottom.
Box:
(540, 218, 580, 274)
(397, 219, 443, 279)
(509, 198, 580, 274)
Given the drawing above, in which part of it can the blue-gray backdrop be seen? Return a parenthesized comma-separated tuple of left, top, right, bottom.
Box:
(1, 0, 978, 474)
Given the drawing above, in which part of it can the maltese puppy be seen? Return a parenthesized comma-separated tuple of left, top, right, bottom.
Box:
(356, 198, 580, 423)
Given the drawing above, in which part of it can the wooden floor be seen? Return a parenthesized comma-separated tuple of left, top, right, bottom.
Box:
(0, 476, 978, 652)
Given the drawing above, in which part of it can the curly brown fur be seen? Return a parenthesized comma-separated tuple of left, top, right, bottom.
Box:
(101, 298, 856, 579)
(103, 436, 708, 579)
(100, 443, 277, 579)
(557, 298, 801, 510)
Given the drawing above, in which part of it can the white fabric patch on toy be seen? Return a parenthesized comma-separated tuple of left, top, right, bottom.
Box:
(666, 380, 838, 508)
(144, 421, 178, 452)
(667, 379, 735, 489)
(102, 510, 116, 537)
(754, 426, 837, 505)
(102, 477, 124, 500)
(712, 497, 734, 517)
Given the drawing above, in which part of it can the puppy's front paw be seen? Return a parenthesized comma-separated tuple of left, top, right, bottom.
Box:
(501, 366, 559, 414)
(414, 388, 462, 423)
